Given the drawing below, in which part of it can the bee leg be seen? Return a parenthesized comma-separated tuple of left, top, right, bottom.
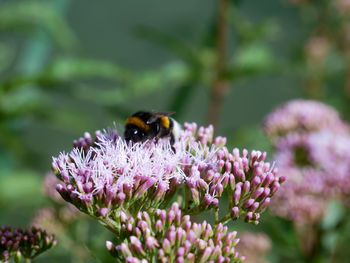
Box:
(154, 135, 163, 146)
(170, 133, 175, 145)
(170, 133, 176, 153)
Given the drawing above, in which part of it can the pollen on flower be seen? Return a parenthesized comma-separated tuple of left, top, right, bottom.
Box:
(51, 121, 282, 232)
(52, 131, 186, 217)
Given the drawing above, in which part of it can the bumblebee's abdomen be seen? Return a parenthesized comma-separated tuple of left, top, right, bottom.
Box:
(160, 116, 170, 129)
(158, 117, 173, 136)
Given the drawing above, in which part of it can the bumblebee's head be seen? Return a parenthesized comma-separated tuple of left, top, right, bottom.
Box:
(124, 125, 146, 143)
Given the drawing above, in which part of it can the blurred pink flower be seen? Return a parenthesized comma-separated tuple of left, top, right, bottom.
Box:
(335, 0, 350, 15)
(263, 99, 348, 140)
(41, 172, 81, 219)
(308, 131, 350, 205)
(236, 231, 271, 263)
(265, 100, 350, 223)
(30, 207, 65, 235)
(42, 172, 67, 204)
(270, 167, 329, 223)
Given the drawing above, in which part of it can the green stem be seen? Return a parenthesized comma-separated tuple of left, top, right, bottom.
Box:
(99, 217, 120, 236)
(294, 222, 323, 263)
(218, 213, 232, 225)
(183, 185, 192, 212)
(214, 208, 219, 224)
(344, 61, 350, 99)
(329, 210, 350, 262)
(57, 234, 89, 263)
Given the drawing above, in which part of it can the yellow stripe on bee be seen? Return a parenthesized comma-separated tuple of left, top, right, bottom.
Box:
(126, 116, 150, 131)
(161, 116, 170, 128)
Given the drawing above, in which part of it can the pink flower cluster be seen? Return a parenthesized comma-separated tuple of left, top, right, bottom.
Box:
(106, 202, 245, 263)
(52, 122, 283, 226)
(168, 123, 283, 224)
(51, 120, 284, 261)
(308, 131, 350, 204)
(52, 128, 187, 220)
(0, 225, 56, 262)
(182, 142, 283, 224)
(264, 99, 350, 223)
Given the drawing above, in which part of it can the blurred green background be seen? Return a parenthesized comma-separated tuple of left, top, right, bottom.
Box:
(1, 0, 350, 262)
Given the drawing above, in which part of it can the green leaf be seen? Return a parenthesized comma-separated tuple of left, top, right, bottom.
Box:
(0, 42, 15, 73)
(0, 85, 45, 115)
(0, 1, 76, 49)
(321, 200, 345, 230)
(46, 57, 126, 81)
(233, 43, 277, 73)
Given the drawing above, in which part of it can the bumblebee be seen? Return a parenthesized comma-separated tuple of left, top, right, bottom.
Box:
(124, 111, 181, 145)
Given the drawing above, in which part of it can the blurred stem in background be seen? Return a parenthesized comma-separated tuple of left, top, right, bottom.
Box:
(134, 0, 278, 126)
(303, 1, 329, 100)
(296, 0, 350, 117)
(305, 32, 328, 100)
(294, 222, 323, 263)
(295, 208, 350, 263)
(340, 20, 350, 100)
(207, 0, 230, 127)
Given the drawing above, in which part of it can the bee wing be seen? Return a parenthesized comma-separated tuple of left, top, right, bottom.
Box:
(147, 111, 176, 124)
